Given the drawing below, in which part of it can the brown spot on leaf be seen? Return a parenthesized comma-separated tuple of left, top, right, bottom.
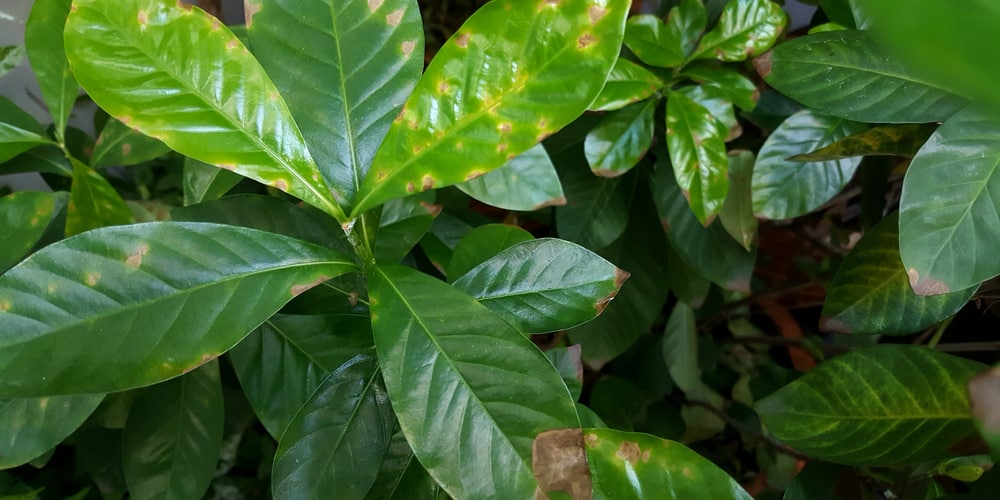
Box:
(422, 175, 435, 191)
(419, 201, 443, 217)
(211, 17, 221, 31)
(532, 429, 593, 500)
(595, 268, 629, 314)
(455, 142, 464, 150)
(126, 243, 149, 268)
(465, 170, 484, 181)
(272, 179, 289, 191)
(0, 301, 10, 313)
(819, 316, 852, 334)
(578, 34, 596, 49)
(455, 33, 470, 48)
(218, 163, 236, 171)
(566, 344, 584, 384)
(244, 0, 261, 27)
(682, 467, 693, 478)
(588, 6, 607, 24)
(348, 292, 359, 307)
(497, 143, 508, 153)
(85, 272, 100, 286)
(291, 276, 330, 297)
(406, 182, 416, 193)
(227, 38, 240, 50)
(438, 81, 449, 93)
(377, 170, 388, 181)
(584, 432, 598, 448)
(137, 10, 148, 25)
(386, 9, 404, 26)
(907, 268, 951, 296)
(498, 122, 512, 133)
(616, 441, 641, 466)
(533, 196, 567, 210)
(176, 0, 192, 10)
(592, 169, 621, 178)
(368, 0, 384, 11)
(753, 52, 772, 79)
(969, 367, 1000, 436)
(121, 143, 132, 156)
(182, 353, 217, 374)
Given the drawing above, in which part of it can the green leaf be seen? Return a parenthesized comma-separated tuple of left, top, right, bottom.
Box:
(66, 159, 135, 236)
(784, 462, 862, 500)
(624, 15, 684, 68)
(665, 243, 710, 307)
(246, 0, 422, 210)
(555, 158, 635, 250)
(751, 109, 865, 220)
(0, 146, 72, 177)
(821, 213, 975, 335)
(669, 0, 708, 57)
(654, 159, 755, 293)
(569, 181, 670, 367)
(718, 151, 757, 250)
(580, 428, 752, 499)
(665, 89, 728, 224)
(25, 0, 77, 142)
(790, 123, 937, 161)
(64, 0, 345, 221)
(353, 0, 629, 214)
(545, 345, 585, 402)
(456, 144, 566, 211)
(0, 222, 356, 397)
(0, 394, 103, 469)
(755, 345, 986, 466)
(588, 58, 663, 112)
(446, 223, 534, 281)
(899, 106, 1000, 295)
(691, 0, 786, 62)
(122, 361, 223, 500)
(681, 62, 758, 111)
(452, 239, 628, 334)
(90, 118, 171, 168)
(585, 100, 656, 177)
(0, 97, 56, 164)
(0, 191, 68, 273)
(662, 302, 701, 394)
(0, 46, 25, 79)
(272, 353, 394, 500)
(181, 157, 242, 206)
(757, 30, 966, 123)
(419, 212, 473, 275)
(678, 85, 739, 141)
(968, 367, 1000, 462)
(375, 194, 439, 263)
(229, 313, 373, 438)
(368, 264, 579, 498)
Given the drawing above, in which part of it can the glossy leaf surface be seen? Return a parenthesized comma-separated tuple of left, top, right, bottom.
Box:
(583, 428, 751, 499)
(368, 264, 579, 498)
(756, 345, 985, 466)
(665, 90, 728, 224)
(0, 394, 103, 469)
(375, 194, 439, 263)
(624, 14, 684, 68)
(0, 45, 25, 79)
(181, 157, 243, 205)
(229, 314, 373, 438)
(24, 0, 77, 142)
(588, 58, 663, 112)
(791, 123, 937, 161)
(453, 238, 627, 334)
(91, 118, 171, 169)
(681, 63, 758, 111)
(821, 213, 975, 335)
(66, 160, 134, 236)
(0, 222, 355, 397)
(751, 110, 865, 220)
(446, 223, 534, 281)
(758, 30, 965, 123)
(679, 85, 739, 141)
(0, 192, 67, 273)
(718, 151, 756, 250)
(585, 100, 655, 177)
(556, 160, 635, 250)
(353, 0, 629, 214)
(122, 362, 223, 500)
(272, 353, 394, 500)
(899, 107, 1000, 295)
(457, 144, 565, 211)
(0, 97, 56, 163)
(247, 0, 422, 210)
(64, 0, 343, 220)
(691, 0, 786, 62)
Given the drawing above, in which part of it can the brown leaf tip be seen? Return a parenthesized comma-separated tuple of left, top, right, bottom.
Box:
(532, 429, 593, 500)
(290, 276, 330, 297)
(753, 51, 773, 79)
(595, 268, 630, 314)
(455, 33, 470, 48)
(533, 196, 567, 210)
(244, 0, 261, 27)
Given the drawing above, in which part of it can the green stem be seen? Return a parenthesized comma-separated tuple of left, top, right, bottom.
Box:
(926, 315, 954, 348)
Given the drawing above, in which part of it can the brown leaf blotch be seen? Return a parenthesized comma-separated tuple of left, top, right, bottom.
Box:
(368, 0, 385, 12)
(533, 196, 567, 210)
(588, 6, 607, 24)
(907, 268, 951, 296)
(455, 33, 470, 48)
(438, 81, 450, 93)
(401, 41, 416, 58)
(753, 51, 773, 79)
(497, 143, 508, 153)
(244, 0, 261, 27)
(532, 429, 593, 500)
(272, 179, 289, 191)
(498, 122, 512, 133)
(584, 432, 598, 448)
(122, 143, 132, 156)
(137, 10, 148, 25)
(578, 34, 596, 49)
(290, 276, 330, 297)
(386, 9, 404, 26)
(348, 292, 359, 307)
(421, 175, 435, 191)
(406, 181, 416, 193)
(465, 170, 484, 181)
(616, 441, 641, 466)
(126, 243, 150, 268)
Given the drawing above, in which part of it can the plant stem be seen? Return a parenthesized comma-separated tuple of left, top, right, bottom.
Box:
(925, 315, 954, 348)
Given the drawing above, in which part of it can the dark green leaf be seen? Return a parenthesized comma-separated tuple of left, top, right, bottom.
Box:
(757, 30, 966, 123)
(0, 222, 356, 397)
(545, 345, 584, 401)
(0, 191, 68, 273)
(784, 462, 863, 500)
(457, 144, 566, 211)
(899, 106, 1000, 294)
(790, 123, 937, 161)
(555, 156, 636, 249)
(0, 146, 72, 177)
(624, 15, 684, 68)
(669, 0, 707, 57)
(66, 159, 134, 236)
(229, 313, 373, 438)
(679, 84, 739, 141)
(665, 243, 710, 307)
(751, 109, 865, 220)
(366, 427, 449, 500)
(181, 157, 243, 206)
(419, 213, 473, 275)
(0, 97, 56, 163)
(589, 376, 646, 431)
(582, 428, 752, 499)
(681, 62, 758, 111)
(91, 118, 171, 168)
(756, 345, 985, 466)
(273, 353, 394, 500)
(585, 100, 656, 177)
(375, 194, 439, 263)
(662, 302, 700, 394)
(452, 239, 627, 334)
(368, 264, 579, 498)
(25, 0, 77, 142)
(718, 151, 756, 250)
(446, 223, 534, 281)
(654, 161, 755, 293)
(691, 0, 786, 62)
(0, 393, 103, 469)
(588, 58, 663, 112)
(64, 0, 344, 220)
(246, 0, 422, 210)
(821, 213, 975, 335)
(353, 0, 629, 214)
(665, 89, 728, 224)
(0, 46, 25, 79)
(122, 361, 223, 500)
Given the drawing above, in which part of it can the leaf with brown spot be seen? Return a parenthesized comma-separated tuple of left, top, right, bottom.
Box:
(0, 191, 68, 274)
(532, 429, 592, 500)
(791, 123, 937, 161)
(691, 0, 786, 63)
(457, 143, 566, 211)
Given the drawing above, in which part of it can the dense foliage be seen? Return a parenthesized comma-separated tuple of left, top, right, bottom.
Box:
(1, 0, 999, 498)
